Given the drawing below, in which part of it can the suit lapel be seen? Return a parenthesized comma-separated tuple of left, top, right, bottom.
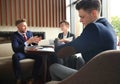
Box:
(16, 32, 25, 42)
(26, 31, 32, 39)
(67, 32, 70, 38)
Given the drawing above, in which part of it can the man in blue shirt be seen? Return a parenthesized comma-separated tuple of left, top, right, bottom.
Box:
(48, 0, 117, 82)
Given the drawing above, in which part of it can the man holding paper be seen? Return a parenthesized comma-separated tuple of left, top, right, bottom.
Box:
(54, 20, 85, 70)
(58, 20, 75, 44)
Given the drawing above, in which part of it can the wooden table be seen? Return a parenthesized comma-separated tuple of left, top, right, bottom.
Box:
(25, 45, 54, 83)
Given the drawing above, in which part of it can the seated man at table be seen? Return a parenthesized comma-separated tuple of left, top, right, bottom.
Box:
(48, 0, 117, 82)
(57, 20, 75, 43)
(54, 20, 85, 69)
(11, 19, 42, 84)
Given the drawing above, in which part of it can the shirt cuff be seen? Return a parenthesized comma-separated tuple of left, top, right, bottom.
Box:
(24, 42, 28, 46)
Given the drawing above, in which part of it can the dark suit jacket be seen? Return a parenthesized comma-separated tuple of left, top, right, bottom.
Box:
(58, 32, 75, 40)
(55, 18, 117, 62)
(11, 31, 33, 53)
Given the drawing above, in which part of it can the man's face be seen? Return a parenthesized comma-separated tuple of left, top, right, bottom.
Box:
(17, 22, 27, 33)
(78, 9, 94, 27)
(60, 23, 69, 32)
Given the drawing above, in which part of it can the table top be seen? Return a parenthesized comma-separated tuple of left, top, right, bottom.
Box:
(25, 45, 54, 53)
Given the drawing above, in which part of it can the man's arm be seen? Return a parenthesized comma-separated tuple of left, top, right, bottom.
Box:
(11, 33, 25, 53)
(55, 25, 99, 58)
(55, 46, 77, 58)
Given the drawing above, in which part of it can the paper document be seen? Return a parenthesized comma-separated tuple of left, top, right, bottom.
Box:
(37, 47, 54, 52)
(64, 37, 73, 42)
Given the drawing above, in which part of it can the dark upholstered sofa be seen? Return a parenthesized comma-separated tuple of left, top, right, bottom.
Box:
(0, 31, 45, 44)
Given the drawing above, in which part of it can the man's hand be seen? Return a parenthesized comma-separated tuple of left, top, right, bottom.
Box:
(26, 36, 42, 45)
(59, 39, 70, 43)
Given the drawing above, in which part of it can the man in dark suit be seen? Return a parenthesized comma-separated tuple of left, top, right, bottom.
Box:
(48, 0, 117, 82)
(55, 20, 85, 69)
(11, 19, 42, 84)
(58, 20, 75, 43)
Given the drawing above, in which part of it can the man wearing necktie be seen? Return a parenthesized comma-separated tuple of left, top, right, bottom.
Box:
(11, 19, 42, 84)
(22, 33, 28, 41)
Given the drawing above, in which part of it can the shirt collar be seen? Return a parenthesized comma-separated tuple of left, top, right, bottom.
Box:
(18, 31, 26, 36)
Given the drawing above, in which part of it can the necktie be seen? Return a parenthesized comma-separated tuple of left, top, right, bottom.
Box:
(23, 33, 27, 41)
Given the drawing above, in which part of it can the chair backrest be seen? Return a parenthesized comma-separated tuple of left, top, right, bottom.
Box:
(0, 43, 14, 57)
(60, 50, 120, 84)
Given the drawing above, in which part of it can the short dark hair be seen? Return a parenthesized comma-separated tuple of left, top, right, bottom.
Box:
(15, 19, 26, 26)
(59, 20, 69, 26)
(75, 0, 101, 13)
